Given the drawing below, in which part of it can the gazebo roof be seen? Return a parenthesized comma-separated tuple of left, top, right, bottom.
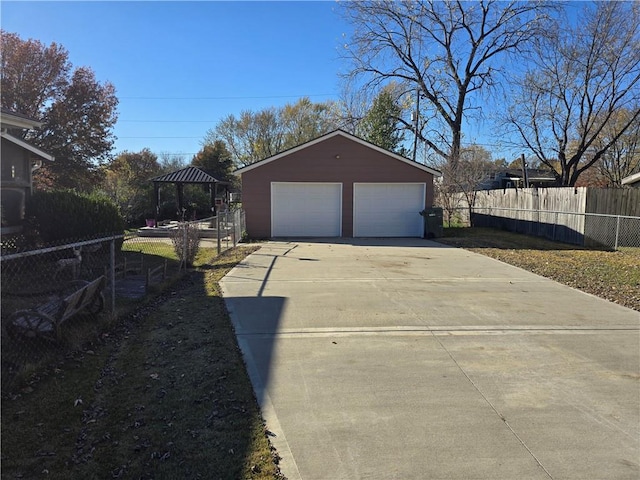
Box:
(151, 166, 229, 184)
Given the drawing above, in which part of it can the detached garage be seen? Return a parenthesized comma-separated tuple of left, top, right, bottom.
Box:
(236, 130, 441, 238)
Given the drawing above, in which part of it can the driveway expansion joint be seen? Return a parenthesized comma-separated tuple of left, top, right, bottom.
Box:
(429, 329, 556, 480)
(234, 325, 640, 338)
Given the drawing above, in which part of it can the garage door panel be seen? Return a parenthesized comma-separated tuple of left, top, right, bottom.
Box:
(271, 183, 342, 237)
(354, 183, 425, 237)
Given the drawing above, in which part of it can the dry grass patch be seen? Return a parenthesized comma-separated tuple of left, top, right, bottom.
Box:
(439, 228, 640, 312)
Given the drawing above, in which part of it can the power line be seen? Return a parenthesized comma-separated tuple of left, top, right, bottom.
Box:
(118, 136, 202, 139)
(119, 120, 216, 123)
(119, 93, 335, 100)
(112, 150, 198, 156)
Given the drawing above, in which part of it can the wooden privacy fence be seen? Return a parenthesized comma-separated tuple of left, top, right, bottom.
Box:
(447, 187, 640, 249)
(586, 188, 640, 217)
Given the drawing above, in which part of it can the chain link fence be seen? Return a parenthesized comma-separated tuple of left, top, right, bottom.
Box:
(1, 210, 245, 393)
(445, 206, 640, 250)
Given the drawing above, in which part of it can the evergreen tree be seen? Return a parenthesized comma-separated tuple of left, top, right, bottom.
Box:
(358, 89, 406, 155)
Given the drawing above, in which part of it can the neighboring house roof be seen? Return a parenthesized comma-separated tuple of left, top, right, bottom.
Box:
(234, 129, 442, 177)
(150, 165, 228, 184)
(621, 172, 640, 187)
(1, 131, 54, 162)
(500, 168, 557, 182)
(0, 108, 42, 130)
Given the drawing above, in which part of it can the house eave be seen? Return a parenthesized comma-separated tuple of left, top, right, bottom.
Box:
(621, 172, 640, 186)
(0, 109, 42, 130)
(0, 132, 55, 162)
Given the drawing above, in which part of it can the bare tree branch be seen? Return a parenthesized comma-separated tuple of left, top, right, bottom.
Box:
(340, 0, 554, 171)
(505, 2, 640, 186)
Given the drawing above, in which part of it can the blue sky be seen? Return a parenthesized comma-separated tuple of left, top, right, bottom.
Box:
(1, 1, 351, 160)
(2, 1, 586, 164)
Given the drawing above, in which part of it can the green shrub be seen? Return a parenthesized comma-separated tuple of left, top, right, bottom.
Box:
(25, 190, 125, 244)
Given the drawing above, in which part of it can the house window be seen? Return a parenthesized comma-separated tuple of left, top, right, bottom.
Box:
(8, 159, 26, 181)
(2, 160, 23, 180)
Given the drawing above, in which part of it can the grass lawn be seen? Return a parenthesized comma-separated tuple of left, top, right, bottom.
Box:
(1, 245, 284, 479)
(438, 227, 640, 312)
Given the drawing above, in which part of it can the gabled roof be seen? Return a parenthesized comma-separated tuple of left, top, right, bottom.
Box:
(150, 165, 228, 184)
(1, 108, 42, 130)
(234, 129, 442, 177)
(621, 171, 640, 186)
(1, 132, 54, 161)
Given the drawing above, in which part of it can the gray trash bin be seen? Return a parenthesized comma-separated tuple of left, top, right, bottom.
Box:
(420, 207, 443, 238)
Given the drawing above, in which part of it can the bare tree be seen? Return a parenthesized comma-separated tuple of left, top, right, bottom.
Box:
(341, 0, 553, 170)
(158, 152, 187, 172)
(434, 179, 463, 228)
(336, 76, 374, 135)
(435, 145, 496, 226)
(206, 98, 341, 168)
(279, 97, 340, 150)
(210, 109, 283, 168)
(594, 109, 640, 187)
(505, 2, 640, 186)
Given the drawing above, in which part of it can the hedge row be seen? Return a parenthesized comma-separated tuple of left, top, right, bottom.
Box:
(26, 190, 125, 244)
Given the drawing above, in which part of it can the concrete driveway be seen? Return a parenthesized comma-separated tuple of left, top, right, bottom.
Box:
(220, 239, 640, 480)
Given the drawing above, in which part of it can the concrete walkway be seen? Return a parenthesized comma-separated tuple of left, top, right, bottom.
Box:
(220, 239, 640, 480)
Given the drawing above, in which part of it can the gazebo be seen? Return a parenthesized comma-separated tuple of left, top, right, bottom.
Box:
(150, 166, 230, 225)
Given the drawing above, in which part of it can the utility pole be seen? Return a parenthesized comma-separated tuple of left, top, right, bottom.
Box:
(412, 89, 420, 161)
(521, 153, 529, 188)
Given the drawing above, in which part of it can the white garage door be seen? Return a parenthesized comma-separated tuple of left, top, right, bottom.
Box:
(353, 183, 425, 237)
(271, 182, 342, 237)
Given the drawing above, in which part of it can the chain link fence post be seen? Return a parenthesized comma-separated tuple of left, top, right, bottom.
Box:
(110, 238, 116, 317)
(232, 210, 237, 247)
(183, 221, 188, 271)
(216, 215, 221, 255)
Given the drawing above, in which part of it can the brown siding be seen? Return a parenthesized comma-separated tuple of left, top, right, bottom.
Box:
(1, 138, 31, 187)
(1, 137, 33, 225)
(241, 135, 435, 238)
